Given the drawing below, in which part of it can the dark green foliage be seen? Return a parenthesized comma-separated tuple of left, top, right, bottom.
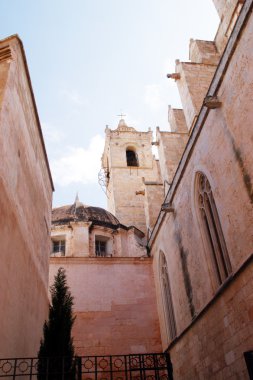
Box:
(38, 268, 76, 379)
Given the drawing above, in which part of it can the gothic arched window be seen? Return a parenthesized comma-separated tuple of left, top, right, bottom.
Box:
(126, 149, 138, 167)
(196, 172, 231, 285)
(160, 251, 177, 341)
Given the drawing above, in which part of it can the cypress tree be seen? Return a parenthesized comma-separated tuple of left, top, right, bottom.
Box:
(38, 267, 75, 379)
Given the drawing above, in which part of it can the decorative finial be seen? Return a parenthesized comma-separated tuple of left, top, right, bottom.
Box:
(73, 192, 82, 217)
(117, 112, 126, 119)
(75, 192, 79, 203)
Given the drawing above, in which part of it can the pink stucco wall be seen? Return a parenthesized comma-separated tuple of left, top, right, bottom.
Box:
(0, 36, 53, 357)
(50, 257, 162, 356)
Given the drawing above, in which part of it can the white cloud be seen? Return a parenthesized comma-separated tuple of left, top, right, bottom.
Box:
(162, 57, 177, 77)
(41, 122, 65, 144)
(60, 88, 90, 107)
(144, 84, 166, 111)
(143, 60, 177, 116)
(51, 135, 105, 186)
(127, 114, 143, 129)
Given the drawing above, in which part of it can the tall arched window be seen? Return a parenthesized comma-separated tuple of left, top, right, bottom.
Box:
(196, 172, 231, 285)
(126, 149, 138, 167)
(160, 251, 177, 341)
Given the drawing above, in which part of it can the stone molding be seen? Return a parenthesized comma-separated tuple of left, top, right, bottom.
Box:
(50, 256, 152, 265)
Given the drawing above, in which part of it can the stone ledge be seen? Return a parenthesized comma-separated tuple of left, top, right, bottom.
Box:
(50, 256, 152, 265)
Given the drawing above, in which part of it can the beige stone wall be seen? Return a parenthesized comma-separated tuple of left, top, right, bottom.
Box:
(168, 106, 188, 133)
(189, 39, 220, 65)
(156, 128, 188, 186)
(175, 61, 216, 131)
(49, 258, 162, 356)
(143, 183, 164, 233)
(0, 36, 53, 357)
(170, 263, 253, 379)
(109, 167, 147, 232)
(213, 0, 243, 54)
(150, 3, 253, 377)
(103, 126, 161, 234)
(168, 37, 222, 133)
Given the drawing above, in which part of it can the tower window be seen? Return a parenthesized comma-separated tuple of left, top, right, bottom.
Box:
(126, 149, 138, 167)
(196, 172, 231, 286)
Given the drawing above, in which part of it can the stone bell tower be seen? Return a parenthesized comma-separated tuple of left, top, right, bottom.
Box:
(101, 118, 161, 235)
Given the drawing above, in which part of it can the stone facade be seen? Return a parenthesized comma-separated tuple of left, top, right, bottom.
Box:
(48, 0, 253, 378)
(50, 257, 161, 356)
(149, 1, 253, 378)
(213, 0, 245, 54)
(1, 1, 252, 375)
(174, 61, 217, 131)
(0, 36, 53, 357)
(102, 120, 162, 235)
(96, 0, 252, 377)
(49, 200, 161, 355)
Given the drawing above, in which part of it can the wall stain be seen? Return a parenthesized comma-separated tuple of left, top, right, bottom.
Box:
(232, 140, 253, 204)
(174, 220, 195, 319)
(222, 118, 253, 204)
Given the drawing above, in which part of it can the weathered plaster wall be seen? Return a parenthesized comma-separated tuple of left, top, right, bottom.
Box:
(49, 258, 162, 356)
(150, 4, 253, 378)
(0, 36, 53, 357)
(52, 223, 146, 258)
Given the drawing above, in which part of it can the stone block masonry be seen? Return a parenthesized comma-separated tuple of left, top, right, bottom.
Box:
(50, 257, 162, 356)
(169, 259, 253, 379)
(0, 35, 53, 357)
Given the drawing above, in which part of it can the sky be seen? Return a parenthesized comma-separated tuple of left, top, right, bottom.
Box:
(0, 1, 219, 209)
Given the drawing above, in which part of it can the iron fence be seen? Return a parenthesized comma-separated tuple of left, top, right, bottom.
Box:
(0, 353, 173, 379)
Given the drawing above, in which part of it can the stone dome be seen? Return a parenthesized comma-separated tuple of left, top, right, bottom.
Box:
(52, 201, 120, 227)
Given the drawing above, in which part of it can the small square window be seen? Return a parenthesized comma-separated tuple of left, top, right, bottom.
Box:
(95, 240, 106, 257)
(51, 239, 66, 256)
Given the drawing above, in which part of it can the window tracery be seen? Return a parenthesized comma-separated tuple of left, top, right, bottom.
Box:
(196, 172, 231, 285)
(160, 251, 177, 341)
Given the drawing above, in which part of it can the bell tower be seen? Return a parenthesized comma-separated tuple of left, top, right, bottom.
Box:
(101, 119, 160, 234)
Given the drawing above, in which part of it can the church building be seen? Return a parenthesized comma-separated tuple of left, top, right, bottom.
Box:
(50, 0, 253, 378)
(0, 0, 252, 379)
